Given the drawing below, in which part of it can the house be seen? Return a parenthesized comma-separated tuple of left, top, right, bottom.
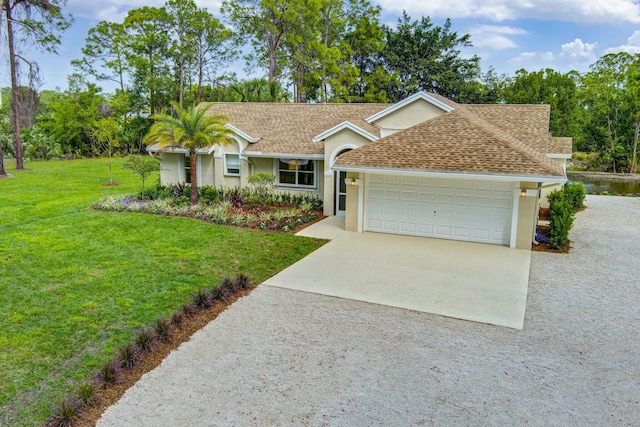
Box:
(148, 92, 570, 249)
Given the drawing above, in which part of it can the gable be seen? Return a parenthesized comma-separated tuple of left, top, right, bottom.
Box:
(367, 96, 453, 132)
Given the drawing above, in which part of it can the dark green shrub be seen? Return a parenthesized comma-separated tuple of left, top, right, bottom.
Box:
(171, 195, 190, 207)
(77, 383, 97, 407)
(199, 185, 225, 205)
(134, 329, 155, 353)
(153, 318, 172, 342)
(96, 360, 119, 386)
(118, 344, 139, 369)
(46, 398, 82, 427)
(548, 190, 575, 249)
(563, 182, 586, 211)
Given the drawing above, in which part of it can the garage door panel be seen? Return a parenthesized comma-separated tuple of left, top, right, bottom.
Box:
(366, 174, 513, 245)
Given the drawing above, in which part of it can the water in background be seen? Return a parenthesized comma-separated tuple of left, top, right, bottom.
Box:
(569, 176, 640, 194)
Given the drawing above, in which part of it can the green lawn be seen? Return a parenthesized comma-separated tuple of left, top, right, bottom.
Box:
(0, 158, 326, 426)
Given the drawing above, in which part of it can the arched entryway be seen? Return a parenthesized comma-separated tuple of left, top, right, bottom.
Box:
(333, 149, 351, 217)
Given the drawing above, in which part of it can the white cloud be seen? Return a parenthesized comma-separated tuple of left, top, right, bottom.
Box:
(560, 38, 598, 64)
(604, 30, 640, 55)
(375, 0, 640, 24)
(508, 51, 555, 70)
(471, 25, 527, 49)
(67, 0, 223, 22)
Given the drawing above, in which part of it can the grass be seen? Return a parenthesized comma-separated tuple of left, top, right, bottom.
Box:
(0, 158, 326, 426)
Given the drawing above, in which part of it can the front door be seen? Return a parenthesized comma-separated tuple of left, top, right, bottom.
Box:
(335, 170, 347, 217)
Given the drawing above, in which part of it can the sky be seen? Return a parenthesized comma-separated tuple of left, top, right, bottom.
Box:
(5, 0, 640, 92)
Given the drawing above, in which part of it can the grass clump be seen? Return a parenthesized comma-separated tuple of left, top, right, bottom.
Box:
(45, 398, 82, 427)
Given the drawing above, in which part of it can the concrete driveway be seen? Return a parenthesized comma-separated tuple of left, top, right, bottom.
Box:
(265, 217, 531, 329)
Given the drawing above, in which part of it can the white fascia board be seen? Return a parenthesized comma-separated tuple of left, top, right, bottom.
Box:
(146, 145, 214, 155)
(331, 165, 567, 184)
(243, 151, 324, 160)
(225, 124, 259, 143)
(312, 121, 379, 142)
(547, 153, 572, 159)
(365, 91, 455, 123)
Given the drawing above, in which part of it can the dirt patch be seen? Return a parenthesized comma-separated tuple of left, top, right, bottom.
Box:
(72, 289, 253, 427)
(102, 182, 120, 186)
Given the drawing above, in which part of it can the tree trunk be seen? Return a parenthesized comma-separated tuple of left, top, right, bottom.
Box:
(178, 53, 185, 108)
(189, 152, 198, 204)
(606, 115, 617, 173)
(6, 4, 24, 170)
(0, 143, 6, 176)
(633, 116, 640, 174)
(197, 63, 203, 103)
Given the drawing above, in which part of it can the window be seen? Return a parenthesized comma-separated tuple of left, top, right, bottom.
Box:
(183, 154, 191, 184)
(278, 159, 316, 188)
(225, 153, 240, 175)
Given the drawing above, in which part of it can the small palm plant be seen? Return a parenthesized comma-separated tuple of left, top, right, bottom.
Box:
(143, 102, 236, 204)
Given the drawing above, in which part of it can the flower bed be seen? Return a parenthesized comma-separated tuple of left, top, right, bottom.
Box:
(95, 194, 322, 233)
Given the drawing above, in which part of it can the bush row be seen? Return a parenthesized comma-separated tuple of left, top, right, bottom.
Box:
(45, 274, 253, 427)
(142, 184, 324, 211)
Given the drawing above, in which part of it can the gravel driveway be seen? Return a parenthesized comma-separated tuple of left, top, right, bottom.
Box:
(98, 195, 640, 426)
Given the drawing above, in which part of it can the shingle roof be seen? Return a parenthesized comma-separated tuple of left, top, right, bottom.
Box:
(201, 102, 388, 155)
(335, 107, 565, 177)
(548, 137, 573, 155)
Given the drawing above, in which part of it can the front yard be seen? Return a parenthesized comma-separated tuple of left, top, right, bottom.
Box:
(0, 158, 326, 427)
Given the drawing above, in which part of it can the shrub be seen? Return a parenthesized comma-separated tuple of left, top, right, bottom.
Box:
(191, 288, 213, 309)
(46, 398, 82, 427)
(77, 383, 97, 407)
(563, 182, 586, 211)
(547, 190, 575, 250)
(96, 360, 120, 386)
(153, 318, 172, 342)
(118, 344, 139, 369)
(134, 329, 155, 353)
(234, 273, 252, 290)
(170, 311, 184, 327)
(199, 185, 225, 205)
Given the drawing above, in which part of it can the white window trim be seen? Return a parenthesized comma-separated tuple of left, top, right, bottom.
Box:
(274, 158, 318, 190)
(224, 153, 241, 176)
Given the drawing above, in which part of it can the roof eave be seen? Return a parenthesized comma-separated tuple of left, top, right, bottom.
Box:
(332, 164, 567, 184)
(312, 120, 379, 142)
(244, 151, 324, 160)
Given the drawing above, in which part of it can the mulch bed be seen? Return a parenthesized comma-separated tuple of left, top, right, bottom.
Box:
(73, 289, 253, 427)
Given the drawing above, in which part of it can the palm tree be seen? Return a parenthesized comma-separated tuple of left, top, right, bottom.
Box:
(143, 101, 236, 203)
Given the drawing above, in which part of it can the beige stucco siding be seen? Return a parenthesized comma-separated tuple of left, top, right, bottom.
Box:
(344, 172, 361, 232)
(515, 182, 539, 249)
(198, 154, 215, 187)
(159, 152, 182, 186)
(372, 99, 446, 132)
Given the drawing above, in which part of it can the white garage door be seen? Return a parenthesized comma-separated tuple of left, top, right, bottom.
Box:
(366, 174, 514, 245)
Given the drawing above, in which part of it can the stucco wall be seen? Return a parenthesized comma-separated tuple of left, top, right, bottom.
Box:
(199, 154, 215, 187)
(344, 172, 361, 232)
(159, 152, 181, 186)
(515, 182, 540, 249)
(372, 99, 445, 132)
